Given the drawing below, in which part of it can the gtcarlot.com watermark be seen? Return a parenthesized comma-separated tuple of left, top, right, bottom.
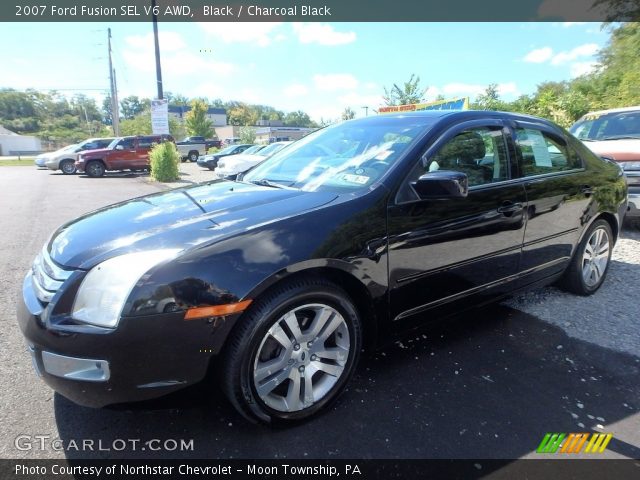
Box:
(15, 434, 194, 452)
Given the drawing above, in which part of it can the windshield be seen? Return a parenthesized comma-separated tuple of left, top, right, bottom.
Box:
(243, 119, 430, 192)
(259, 142, 289, 157)
(217, 145, 239, 155)
(242, 145, 264, 155)
(107, 138, 123, 149)
(570, 111, 640, 140)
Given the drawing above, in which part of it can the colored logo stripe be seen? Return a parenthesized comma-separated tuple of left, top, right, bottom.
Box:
(537, 433, 566, 453)
(560, 433, 589, 453)
(585, 433, 613, 453)
(537, 433, 613, 454)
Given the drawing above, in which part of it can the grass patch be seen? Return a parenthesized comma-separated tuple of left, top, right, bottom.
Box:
(0, 158, 36, 166)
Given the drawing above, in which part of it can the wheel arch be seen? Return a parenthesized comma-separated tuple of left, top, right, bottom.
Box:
(595, 211, 619, 243)
(243, 262, 380, 351)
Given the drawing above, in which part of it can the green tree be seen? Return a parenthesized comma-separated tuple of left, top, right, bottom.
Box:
(120, 96, 147, 120)
(383, 74, 426, 106)
(184, 99, 214, 137)
(341, 107, 356, 121)
(239, 126, 257, 144)
(284, 110, 314, 127)
(473, 84, 505, 111)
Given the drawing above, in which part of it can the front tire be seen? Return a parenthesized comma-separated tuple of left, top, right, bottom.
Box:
(559, 219, 613, 295)
(189, 151, 199, 162)
(59, 159, 76, 175)
(220, 278, 362, 424)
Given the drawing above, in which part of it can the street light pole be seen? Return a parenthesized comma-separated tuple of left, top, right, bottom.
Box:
(362, 106, 369, 117)
(152, 0, 163, 100)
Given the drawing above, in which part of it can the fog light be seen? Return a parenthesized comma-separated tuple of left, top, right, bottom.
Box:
(41, 351, 110, 382)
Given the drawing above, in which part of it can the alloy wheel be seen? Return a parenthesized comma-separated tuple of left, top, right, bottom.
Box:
(252, 303, 350, 413)
(581, 227, 610, 287)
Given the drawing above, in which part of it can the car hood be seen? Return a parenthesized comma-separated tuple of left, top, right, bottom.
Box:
(48, 180, 338, 269)
(584, 139, 640, 162)
(80, 147, 112, 158)
(219, 153, 264, 165)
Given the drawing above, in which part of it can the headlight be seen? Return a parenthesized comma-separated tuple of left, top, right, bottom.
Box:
(71, 249, 180, 328)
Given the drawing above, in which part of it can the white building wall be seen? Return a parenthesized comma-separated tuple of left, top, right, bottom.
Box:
(0, 135, 41, 156)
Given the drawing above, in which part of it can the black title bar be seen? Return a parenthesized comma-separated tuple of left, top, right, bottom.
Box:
(3, 0, 640, 22)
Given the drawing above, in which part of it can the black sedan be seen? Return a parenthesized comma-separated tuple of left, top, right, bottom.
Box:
(196, 144, 254, 170)
(18, 111, 627, 423)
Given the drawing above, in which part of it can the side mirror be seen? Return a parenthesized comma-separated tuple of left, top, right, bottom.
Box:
(115, 145, 124, 151)
(411, 170, 468, 199)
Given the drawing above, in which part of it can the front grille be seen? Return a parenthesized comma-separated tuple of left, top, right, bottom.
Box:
(31, 247, 73, 304)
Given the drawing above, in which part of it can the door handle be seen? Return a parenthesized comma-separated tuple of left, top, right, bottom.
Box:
(497, 202, 523, 215)
(581, 185, 594, 196)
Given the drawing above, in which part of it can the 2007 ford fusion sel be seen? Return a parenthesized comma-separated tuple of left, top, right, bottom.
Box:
(18, 111, 627, 423)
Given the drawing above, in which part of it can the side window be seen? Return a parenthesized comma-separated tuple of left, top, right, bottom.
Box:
(427, 127, 509, 187)
(138, 137, 158, 148)
(396, 126, 509, 203)
(119, 138, 135, 150)
(515, 128, 582, 177)
(97, 139, 111, 148)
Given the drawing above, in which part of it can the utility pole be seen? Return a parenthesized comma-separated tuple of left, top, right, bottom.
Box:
(362, 106, 369, 117)
(107, 28, 120, 136)
(152, 0, 163, 99)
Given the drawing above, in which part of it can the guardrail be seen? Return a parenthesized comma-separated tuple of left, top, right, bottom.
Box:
(8, 150, 43, 159)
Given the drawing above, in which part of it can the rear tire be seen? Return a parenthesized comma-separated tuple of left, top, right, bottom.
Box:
(220, 278, 362, 424)
(558, 219, 613, 295)
(60, 159, 76, 175)
(189, 151, 199, 162)
(85, 160, 105, 178)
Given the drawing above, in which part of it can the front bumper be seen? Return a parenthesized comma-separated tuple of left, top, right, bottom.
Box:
(45, 160, 59, 170)
(34, 158, 47, 167)
(17, 272, 238, 408)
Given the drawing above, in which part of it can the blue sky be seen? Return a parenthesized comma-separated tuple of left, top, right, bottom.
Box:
(0, 22, 609, 121)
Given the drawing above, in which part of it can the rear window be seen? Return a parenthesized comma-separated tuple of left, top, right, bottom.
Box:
(570, 111, 640, 141)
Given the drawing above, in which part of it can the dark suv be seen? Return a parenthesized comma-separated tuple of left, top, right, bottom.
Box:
(75, 134, 174, 177)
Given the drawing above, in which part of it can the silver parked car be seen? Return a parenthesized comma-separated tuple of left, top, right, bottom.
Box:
(35, 138, 114, 174)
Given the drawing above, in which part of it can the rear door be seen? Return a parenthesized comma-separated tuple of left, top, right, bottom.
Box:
(136, 137, 157, 168)
(387, 119, 527, 323)
(508, 121, 591, 283)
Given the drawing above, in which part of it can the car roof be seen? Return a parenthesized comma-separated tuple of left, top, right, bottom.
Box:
(581, 106, 640, 116)
(349, 110, 559, 129)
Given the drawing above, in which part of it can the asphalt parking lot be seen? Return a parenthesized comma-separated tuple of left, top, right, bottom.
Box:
(1, 165, 638, 460)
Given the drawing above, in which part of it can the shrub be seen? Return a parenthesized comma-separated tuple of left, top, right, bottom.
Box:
(149, 141, 180, 182)
(207, 146, 220, 154)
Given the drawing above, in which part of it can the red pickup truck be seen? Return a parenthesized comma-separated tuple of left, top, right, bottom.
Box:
(75, 134, 174, 177)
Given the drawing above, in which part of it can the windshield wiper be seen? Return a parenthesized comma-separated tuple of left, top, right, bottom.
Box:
(248, 179, 298, 190)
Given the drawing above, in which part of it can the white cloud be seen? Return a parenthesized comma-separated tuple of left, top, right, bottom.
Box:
(313, 74, 359, 91)
(125, 31, 187, 52)
(198, 22, 283, 47)
(122, 31, 235, 78)
(496, 82, 519, 97)
(283, 84, 309, 98)
(570, 61, 599, 77)
(424, 86, 442, 102)
(551, 43, 599, 65)
(523, 47, 554, 63)
(292, 23, 356, 46)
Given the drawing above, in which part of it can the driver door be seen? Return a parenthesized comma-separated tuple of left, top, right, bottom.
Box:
(387, 120, 527, 323)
